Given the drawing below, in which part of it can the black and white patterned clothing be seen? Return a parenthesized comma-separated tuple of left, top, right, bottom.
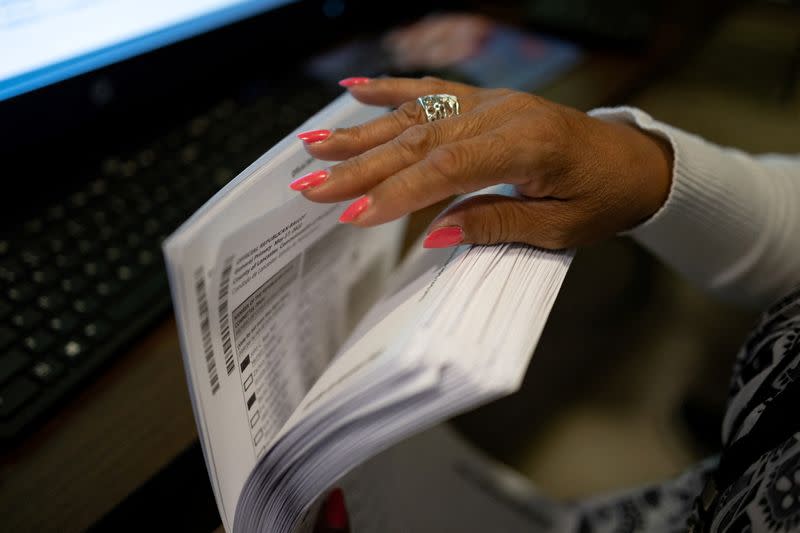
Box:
(570, 285, 800, 532)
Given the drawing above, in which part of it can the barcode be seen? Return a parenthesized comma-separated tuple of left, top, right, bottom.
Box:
(195, 268, 220, 395)
(218, 257, 235, 375)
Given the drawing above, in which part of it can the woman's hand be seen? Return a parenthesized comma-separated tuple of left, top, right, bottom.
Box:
(292, 77, 672, 249)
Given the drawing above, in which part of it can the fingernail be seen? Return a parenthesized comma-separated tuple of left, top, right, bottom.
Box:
(297, 129, 331, 143)
(290, 169, 329, 191)
(423, 226, 464, 248)
(323, 488, 349, 530)
(338, 77, 371, 87)
(339, 196, 370, 223)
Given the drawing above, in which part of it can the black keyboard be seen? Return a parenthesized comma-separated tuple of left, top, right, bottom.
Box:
(0, 85, 336, 441)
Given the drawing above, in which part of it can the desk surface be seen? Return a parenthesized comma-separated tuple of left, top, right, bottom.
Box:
(0, 33, 708, 532)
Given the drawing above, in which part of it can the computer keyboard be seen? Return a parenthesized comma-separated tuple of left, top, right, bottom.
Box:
(0, 84, 337, 441)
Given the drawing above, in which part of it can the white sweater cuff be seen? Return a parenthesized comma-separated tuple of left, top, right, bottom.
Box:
(588, 106, 799, 307)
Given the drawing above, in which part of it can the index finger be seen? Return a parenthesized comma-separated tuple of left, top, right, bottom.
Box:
(341, 76, 477, 107)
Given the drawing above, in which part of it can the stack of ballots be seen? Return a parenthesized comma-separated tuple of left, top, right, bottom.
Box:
(163, 93, 572, 532)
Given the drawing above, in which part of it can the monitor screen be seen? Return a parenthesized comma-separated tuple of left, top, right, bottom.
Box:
(0, 0, 294, 101)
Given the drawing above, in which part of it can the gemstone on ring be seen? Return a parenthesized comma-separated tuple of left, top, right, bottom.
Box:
(417, 94, 460, 122)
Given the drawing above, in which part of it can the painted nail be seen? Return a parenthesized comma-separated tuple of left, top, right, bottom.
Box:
(423, 226, 464, 248)
(338, 77, 371, 87)
(290, 169, 329, 191)
(297, 129, 331, 143)
(322, 488, 349, 530)
(339, 196, 370, 223)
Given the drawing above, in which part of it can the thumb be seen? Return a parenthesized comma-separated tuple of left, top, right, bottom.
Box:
(422, 194, 575, 250)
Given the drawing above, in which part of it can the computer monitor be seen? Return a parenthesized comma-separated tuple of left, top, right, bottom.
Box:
(1, 0, 410, 225)
(0, 0, 295, 102)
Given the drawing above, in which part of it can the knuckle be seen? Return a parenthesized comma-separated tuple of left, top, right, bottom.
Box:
(395, 101, 424, 127)
(504, 91, 537, 109)
(476, 202, 513, 244)
(481, 132, 512, 172)
(427, 145, 465, 192)
(396, 125, 437, 156)
(337, 152, 369, 178)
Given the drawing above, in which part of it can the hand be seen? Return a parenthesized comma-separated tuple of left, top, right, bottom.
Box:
(292, 77, 672, 249)
(383, 13, 495, 70)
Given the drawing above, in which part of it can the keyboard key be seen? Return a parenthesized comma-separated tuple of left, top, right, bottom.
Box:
(83, 260, 109, 278)
(8, 283, 35, 303)
(0, 376, 39, 418)
(105, 246, 125, 263)
(73, 297, 99, 314)
(61, 339, 87, 363)
(76, 239, 98, 255)
(47, 236, 67, 253)
(137, 250, 156, 267)
(20, 246, 46, 267)
(68, 192, 89, 208)
(84, 320, 111, 342)
(66, 220, 86, 237)
(102, 157, 120, 175)
(11, 308, 43, 329)
(31, 358, 64, 384)
(90, 227, 111, 243)
(143, 218, 160, 236)
(23, 330, 56, 354)
(37, 291, 67, 312)
(118, 264, 139, 281)
(46, 205, 66, 221)
(88, 179, 108, 197)
(89, 209, 109, 226)
(49, 312, 80, 334)
(137, 149, 155, 168)
(96, 280, 121, 297)
(32, 267, 58, 285)
(55, 252, 80, 269)
(61, 276, 88, 294)
(120, 160, 137, 178)
(0, 349, 29, 383)
(126, 232, 143, 248)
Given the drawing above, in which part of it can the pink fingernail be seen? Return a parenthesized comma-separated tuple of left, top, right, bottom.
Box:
(338, 77, 371, 87)
(339, 196, 370, 223)
(423, 226, 464, 248)
(290, 169, 329, 191)
(297, 129, 331, 143)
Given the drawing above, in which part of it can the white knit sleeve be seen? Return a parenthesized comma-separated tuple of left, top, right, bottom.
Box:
(588, 106, 800, 309)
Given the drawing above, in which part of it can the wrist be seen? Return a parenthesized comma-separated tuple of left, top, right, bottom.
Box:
(605, 119, 674, 227)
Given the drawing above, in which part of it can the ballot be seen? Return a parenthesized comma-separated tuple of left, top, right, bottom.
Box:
(163, 93, 573, 533)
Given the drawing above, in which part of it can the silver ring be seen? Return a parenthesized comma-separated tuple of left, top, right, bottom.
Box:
(417, 94, 460, 122)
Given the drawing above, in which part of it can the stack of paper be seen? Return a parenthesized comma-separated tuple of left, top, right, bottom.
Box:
(163, 93, 572, 533)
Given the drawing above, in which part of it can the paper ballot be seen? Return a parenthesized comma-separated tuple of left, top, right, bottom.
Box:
(163, 93, 573, 532)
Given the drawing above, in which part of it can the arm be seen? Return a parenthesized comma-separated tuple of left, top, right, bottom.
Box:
(591, 107, 800, 308)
